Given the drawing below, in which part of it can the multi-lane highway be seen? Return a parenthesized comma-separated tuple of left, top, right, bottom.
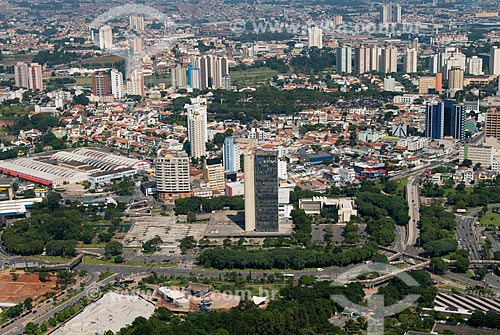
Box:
(455, 215, 482, 260)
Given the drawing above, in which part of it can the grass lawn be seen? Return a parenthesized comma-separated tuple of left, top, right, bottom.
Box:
(480, 212, 500, 227)
(231, 67, 279, 87)
(82, 55, 124, 65)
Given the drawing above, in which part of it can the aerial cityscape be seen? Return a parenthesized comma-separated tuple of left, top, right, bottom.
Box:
(1, 0, 500, 334)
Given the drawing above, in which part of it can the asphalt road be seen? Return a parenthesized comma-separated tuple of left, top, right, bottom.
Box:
(455, 215, 482, 260)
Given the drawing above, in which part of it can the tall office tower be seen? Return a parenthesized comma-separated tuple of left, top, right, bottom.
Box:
(155, 151, 191, 204)
(404, 47, 418, 73)
(392, 4, 402, 23)
(99, 25, 113, 50)
(354, 46, 372, 74)
(91, 71, 111, 97)
(336, 46, 352, 73)
(443, 100, 465, 141)
(244, 150, 279, 232)
(187, 64, 201, 89)
(132, 36, 143, 54)
(110, 69, 123, 99)
(223, 137, 241, 172)
(466, 56, 483, 75)
(203, 158, 225, 194)
(128, 70, 145, 97)
(28, 63, 43, 91)
(333, 15, 343, 26)
(448, 66, 464, 92)
(14, 62, 29, 88)
(171, 64, 187, 89)
(129, 15, 145, 31)
(379, 4, 391, 24)
(380, 46, 398, 73)
(308, 27, 323, 49)
(370, 45, 381, 72)
(425, 101, 444, 139)
(486, 110, 500, 139)
(426, 100, 464, 140)
(490, 46, 500, 76)
(186, 99, 208, 159)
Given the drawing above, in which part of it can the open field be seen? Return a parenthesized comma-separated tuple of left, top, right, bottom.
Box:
(0, 269, 57, 304)
(480, 212, 500, 227)
(82, 55, 125, 65)
(231, 67, 278, 87)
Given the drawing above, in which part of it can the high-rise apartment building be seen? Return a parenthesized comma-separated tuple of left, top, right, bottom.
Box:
(448, 66, 464, 92)
(186, 98, 208, 159)
(380, 4, 401, 24)
(187, 64, 201, 89)
(99, 25, 113, 50)
(336, 46, 352, 73)
(203, 158, 225, 194)
(128, 70, 145, 97)
(490, 46, 500, 76)
(308, 27, 323, 49)
(92, 71, 111, 97)
(223, 137, 241, 173)
(171, 64, 187, 89)
(191, 55, 229, 90)
(244, 150, 279, 232)
(14, 62, 29, 88)
(129, 15, 145, 31)
(467, 56, 483, 75)
(110, 69, 123, 99)
(132, 36, 143, 54)
(485, 110, 500, 140)
(156, 151, 191, 204)
(404, 47, 418, 73)
(354, 46, 371, 74)
(28, 63, 43, 91)
(380, 46, 398, 73)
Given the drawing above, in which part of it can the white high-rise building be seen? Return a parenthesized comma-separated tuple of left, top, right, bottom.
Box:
(490, 46, 500, 76)
(128, 70, 144, 97)
(110, 69, 123, 99)
(191, 55, 229, 89)
(308, 27, 323, 49)
(370, 45, 382, 72)
(404, 47, 418, 73)
(99, 25, 113, 50)
(156, 151, 191, 204)
(129, 15, 145, 31)
(336, 46, 352, 73)
(381, 46, 398, 73)
(186, 98, 208, 159)
(467, 56, 483, 75)
(14, 62, 29, 88)
(28, 63, 43, 91)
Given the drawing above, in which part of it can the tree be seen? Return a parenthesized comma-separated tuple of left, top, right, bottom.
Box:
(24, 297, 33, 310)
(104, 241, 123, 257)
(25, 322, 38, 334)
(455, 250, 470, 273)
(187, 212, 197, 222)
(430, 258, 449, 275)
(180, 236, 196, 254)
(474, 268, 487, 280)
(73, 93, 90, 106)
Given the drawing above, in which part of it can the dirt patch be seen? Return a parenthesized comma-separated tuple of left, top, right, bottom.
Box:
(0, 269, 57, 304)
